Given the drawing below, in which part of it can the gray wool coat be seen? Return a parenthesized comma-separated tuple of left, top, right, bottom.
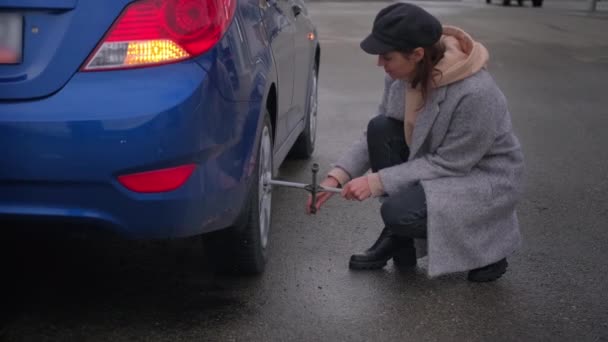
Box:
(334, 70, 525, 277)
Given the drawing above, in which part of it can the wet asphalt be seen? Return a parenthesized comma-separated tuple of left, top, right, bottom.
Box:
(1, 1, 608, 341)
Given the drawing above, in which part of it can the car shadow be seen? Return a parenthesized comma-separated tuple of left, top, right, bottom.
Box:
(0, 231, 261, 339)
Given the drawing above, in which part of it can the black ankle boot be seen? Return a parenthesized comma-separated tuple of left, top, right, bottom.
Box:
(349, 227, 397, 270)
(392, 237, 417, 270)
(467, 258, 508, 282)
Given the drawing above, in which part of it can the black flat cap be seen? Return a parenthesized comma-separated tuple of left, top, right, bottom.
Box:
(361, 3, 443, 55)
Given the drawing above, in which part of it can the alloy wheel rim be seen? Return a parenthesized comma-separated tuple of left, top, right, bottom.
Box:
(309, 69, 318, 146)
(258, 125, 272, 249)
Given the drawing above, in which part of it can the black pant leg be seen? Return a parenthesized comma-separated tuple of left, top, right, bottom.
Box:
(366, 116, 409, 172)
(366, 115, 427, 239)
(380, 183, 427, 239)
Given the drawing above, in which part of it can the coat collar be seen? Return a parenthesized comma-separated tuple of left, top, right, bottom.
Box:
(408, 86, 448, 158)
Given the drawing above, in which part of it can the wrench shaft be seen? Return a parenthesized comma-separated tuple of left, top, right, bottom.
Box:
(266, 179, 342, 193)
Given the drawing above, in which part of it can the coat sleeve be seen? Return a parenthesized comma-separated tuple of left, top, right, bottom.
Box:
(329, 75, 392, 184)
(377, 91, 502, 195)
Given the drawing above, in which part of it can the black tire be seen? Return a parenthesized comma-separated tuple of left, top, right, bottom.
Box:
(288, 60, 318, 159)
(204, 112, 273, 275)
(502, 0, 511, 5)
(532, 0, 542, 6)
(486, 0, 491, 4)
(517, 0, 523, 5)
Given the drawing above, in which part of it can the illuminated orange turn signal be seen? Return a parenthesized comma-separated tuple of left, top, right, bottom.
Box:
(124, 40, 190, 66)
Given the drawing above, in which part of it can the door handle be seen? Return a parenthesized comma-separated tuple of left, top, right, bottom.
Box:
(292, 5, 302, 17)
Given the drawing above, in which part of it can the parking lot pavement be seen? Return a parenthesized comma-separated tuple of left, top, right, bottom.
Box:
(1, 1, 607, 341)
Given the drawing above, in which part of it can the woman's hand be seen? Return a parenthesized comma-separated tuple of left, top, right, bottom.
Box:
(306, 176, 340, 214)
(341, 176, 371, 201)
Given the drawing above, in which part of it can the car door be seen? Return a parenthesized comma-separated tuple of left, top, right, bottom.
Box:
(260, 0, 297, 147)
(290, 0, 316, 129)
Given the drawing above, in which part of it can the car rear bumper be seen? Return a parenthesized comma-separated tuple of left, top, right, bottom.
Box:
(0, 61, 262, 239)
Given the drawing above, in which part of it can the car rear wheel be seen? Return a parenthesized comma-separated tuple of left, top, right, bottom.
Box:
(288, 61, 318, 159)
(532, 0, 543, 6)
(204, 112, 273, 275)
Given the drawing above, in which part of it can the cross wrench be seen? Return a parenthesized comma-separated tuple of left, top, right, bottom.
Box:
(264, 163, 341, 214)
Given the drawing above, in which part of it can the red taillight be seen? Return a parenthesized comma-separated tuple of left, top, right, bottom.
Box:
(83, 0, 235, 71)
(117, 164, 197, 193)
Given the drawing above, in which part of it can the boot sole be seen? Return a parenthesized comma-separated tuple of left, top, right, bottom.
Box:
(467, 265, 507, 282)
(349, 259, 388, 270)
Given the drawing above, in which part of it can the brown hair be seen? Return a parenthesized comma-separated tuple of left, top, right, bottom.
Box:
(404, 41, 446, 107)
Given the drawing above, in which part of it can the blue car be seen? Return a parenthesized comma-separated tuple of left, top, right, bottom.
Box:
(0, 0, 319, 274)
